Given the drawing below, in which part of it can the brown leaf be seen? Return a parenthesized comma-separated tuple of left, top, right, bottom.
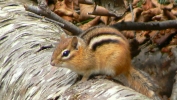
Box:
(141, 7, 162, 21)
(141, 7, 162, 16)
(151, 0, 161, 8)
(79, 4, 95, 21)
(161, 46, 173, 56)
(122, 31, 135, 39)
(136, 31, 149, 44)
(142, 0, 153, 10)
(161, 3, 173, 10)
(153, 29, 176, 45)
(54, 1, 73, 16)
(100, 16, 109, 25)
(169, 34, 177, 45)
(171, 7, 177, 16)
(163, 9, 177, 20)
(152, 14, 168, 21)
(79, 16, 100, 30)
(120, 8, 142, 22)
(88, 5, 119, 17)
(64, 0, 79, 9)
(54, 0, 79, 22)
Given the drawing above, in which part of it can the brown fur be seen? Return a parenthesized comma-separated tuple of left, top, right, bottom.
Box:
(51, 26, 159, 99)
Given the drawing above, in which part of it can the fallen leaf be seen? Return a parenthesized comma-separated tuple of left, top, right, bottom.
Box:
(142, 0, 153, 10)
(54, 0, 79, 22)
(152, 14, 168, 21)
(153, 29, 176, 46)
(136, 31, 149, 44)
(122, 30, 135, 39)
(79, 4, 95, 21)
(169, 34, 177, 45)
(163, 9, 177, 20)
(100, 16, 109, 25)
(88, 5, 119, 17)
(79, 16, 100, 30)
(119, 8, 142, 22)
(171, 7, 177, 16)
(141, 7, 162, 21)
(161, 3, 173, 10)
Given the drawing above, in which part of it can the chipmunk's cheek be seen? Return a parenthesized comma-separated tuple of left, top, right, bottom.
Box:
(55, 62, 63, 67)
(61, 62, 73, 70)
(61, 62, 69, 68)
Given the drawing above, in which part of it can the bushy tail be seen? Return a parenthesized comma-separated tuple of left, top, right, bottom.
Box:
(126, 67, 160, 100)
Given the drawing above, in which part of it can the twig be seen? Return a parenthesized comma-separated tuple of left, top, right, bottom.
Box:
(129, 1, 134, 22)
(27, 12, 64, 27)
(24, 5, 83, 36)
(128, 1, 136, 38)
(111, 20, 177, 30)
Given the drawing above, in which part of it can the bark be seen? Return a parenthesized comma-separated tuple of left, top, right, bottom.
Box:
(132, 46, 177, 99)
(0, 2, 150, 100)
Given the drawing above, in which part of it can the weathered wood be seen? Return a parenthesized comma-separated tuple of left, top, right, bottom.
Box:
(0, 2, 150, 100)
(133, 46, 177, 99)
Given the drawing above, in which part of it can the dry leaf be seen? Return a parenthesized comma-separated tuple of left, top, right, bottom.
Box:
(153, 29, 176, 45)
(88, 5, 118, 17)
(163, 9, 177, 20)
(79, 4, 95, 21)
(64, 0, 79, 9)
(141, 7, 162, 21)
(141, 7, 162, 16)
(142, 0, 153, 10)
(161, 3, 173, 10)
(79, 16, 100, 30)
(171, 7, 177, 16)
(161, 46, 173, 56)
(136, 31, 149, 44)
(169, 34, 177, 45)
(54, 0, 79, 22)
(100, 16, 109, 25)
(122, 31, 135, 39)
(120, 8, 142, 22)
(151, 0, 161, 8)
(152, 14, 168, 21)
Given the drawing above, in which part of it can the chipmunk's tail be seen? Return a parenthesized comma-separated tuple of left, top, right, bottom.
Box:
(126, 67, 160, 100)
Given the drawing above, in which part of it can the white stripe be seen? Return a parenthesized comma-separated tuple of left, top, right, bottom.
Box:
(89, 35, 124, 49)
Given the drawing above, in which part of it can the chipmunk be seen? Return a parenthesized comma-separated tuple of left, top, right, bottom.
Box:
(51, 26, 159, 99)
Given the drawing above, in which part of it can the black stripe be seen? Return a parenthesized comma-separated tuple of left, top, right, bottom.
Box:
(87, 32, 122, 45)
(92, 39, 119, 51)
(80, 26, 101, 38)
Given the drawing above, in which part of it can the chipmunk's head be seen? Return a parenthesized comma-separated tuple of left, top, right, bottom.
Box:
(50, 35, 82, 70)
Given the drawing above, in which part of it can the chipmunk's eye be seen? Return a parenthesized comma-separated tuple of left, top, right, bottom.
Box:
(62, 50, 70, 57)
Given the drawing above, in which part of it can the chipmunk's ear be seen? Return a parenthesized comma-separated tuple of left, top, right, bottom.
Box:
(71, 36, 78, 50)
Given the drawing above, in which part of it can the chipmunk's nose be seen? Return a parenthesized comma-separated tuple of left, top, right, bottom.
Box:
(50, 60, 55, 66)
